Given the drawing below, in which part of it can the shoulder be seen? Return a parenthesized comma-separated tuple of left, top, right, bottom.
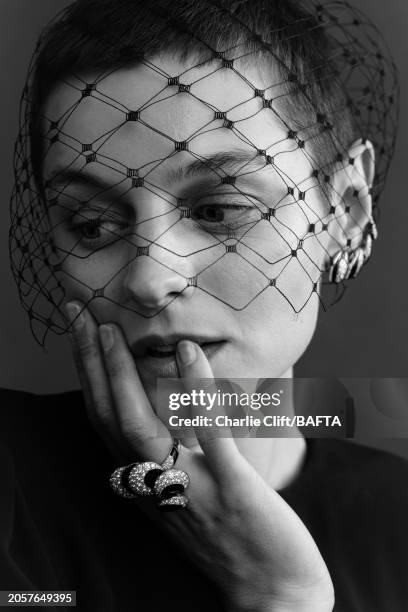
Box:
(0, 386, 111, 495)
(0, 387, 84, 417)
(300, 438, 408, 521)
(0, 387, 82, 408)
(284, 437, 408, 512)
(342, 440, 408, 507)
(0, 387, 87, 454)
(316, 438, 408, 486)
(284, 439, 408, 577)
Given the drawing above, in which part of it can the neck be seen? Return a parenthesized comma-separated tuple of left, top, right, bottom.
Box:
(235, 367, 307, 491)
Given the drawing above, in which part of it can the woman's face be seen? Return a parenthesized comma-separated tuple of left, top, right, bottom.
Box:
(43, 54, 330, 396)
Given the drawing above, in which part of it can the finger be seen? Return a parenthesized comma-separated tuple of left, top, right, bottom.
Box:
(176, 340, 246, 479)
(65, 301, 121, 454)
(99, 322, 172, 463)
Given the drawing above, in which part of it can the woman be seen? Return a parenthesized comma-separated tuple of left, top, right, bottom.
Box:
(2, 0, 407, 610)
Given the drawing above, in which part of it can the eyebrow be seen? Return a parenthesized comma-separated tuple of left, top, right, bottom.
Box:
(171, 150, 265, 181)
(47, 149, 265, 194)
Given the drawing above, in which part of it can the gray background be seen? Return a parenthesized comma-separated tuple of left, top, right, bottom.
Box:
(1, 0, 407, 458)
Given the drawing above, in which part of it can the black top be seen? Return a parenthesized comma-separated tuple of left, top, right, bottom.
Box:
(0, 388, 407, 611)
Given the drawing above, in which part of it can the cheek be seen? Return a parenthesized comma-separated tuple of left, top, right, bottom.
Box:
(55, 238, 128, 317)
(59, 264, 125, 327)
(228, 291, 319, 378)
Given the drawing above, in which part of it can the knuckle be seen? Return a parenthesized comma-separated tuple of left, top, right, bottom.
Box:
(106, 355, 127, 378)
(90, 393, 112, 419)
(118, 413, 148, 438)
(106, 353, 132, 379)
(77, 334, 99, 361)
(72, 348, 83, 371)
(118, 417, 161, 449)
(84, 393, 117, 432)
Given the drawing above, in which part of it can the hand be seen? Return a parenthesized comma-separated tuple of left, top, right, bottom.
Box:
(66, 302, 334, 612)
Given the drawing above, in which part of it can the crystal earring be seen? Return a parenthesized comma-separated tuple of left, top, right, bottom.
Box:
(329, 218, 378, 284)
(329, 249, 350, 284)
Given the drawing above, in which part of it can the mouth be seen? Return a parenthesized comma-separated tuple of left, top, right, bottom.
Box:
(130, 335, 225, 377)
(145, 340, 215, 358)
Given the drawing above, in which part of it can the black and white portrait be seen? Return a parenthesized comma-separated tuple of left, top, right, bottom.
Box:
(0, 1, 407, 610)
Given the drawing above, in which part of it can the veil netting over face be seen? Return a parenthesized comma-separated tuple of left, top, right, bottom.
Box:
(10, 0, 399, 346)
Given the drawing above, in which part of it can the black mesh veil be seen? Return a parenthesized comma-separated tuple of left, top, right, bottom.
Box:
(10, 0, 399, 346)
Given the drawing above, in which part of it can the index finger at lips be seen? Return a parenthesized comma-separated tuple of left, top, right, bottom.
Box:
(176, 340, 245, 480)
(98, 323, 172, 463)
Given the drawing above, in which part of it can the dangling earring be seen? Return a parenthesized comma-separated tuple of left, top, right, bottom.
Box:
(328, 249, 350, 284)
(345, 247, 365, 279)
(360, 217, 378, 266)
(328, 218, 378, 284)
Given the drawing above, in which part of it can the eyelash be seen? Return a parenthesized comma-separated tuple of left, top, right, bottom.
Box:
(191, 202, 260, 233)
(69, 215, 129, 248)
(67, 201, 262, 249)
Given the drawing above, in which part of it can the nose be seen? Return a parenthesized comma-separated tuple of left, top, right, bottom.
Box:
(123, 245, 190, 314)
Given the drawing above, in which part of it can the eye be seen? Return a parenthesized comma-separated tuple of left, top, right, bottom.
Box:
(80, 220, 105, 240)
(191, 202, 261, 233)
(194, 205, 226, 223)
(68, 209, 130, 249)
(76, 219, 126, 245)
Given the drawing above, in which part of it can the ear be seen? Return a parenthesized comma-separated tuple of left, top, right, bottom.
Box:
(325, 138, 375, 256)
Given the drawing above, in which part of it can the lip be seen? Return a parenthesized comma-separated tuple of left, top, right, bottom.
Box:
(130, 333, 224, 358)
(131, 336, 225, 378)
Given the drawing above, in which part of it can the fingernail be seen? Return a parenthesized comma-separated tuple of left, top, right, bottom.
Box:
(177, 340, 196, 366)
(99, 325, 115, 353)
(64, 302, 85, 329)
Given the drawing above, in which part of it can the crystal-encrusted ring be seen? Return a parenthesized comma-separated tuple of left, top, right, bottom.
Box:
(127, 461, 164, 496)
(153, 469, 190, 500)
(109, 464, 139, 499)
(157, 494, 189, 512)
(161, 438, 181, 470)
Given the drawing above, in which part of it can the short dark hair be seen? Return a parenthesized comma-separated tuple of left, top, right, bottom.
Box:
(30, 0, 358, 188)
